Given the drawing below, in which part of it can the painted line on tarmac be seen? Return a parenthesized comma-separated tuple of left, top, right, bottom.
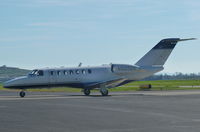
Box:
(0, 94, 129, 101)
(0, 96, 88, 101)
(0, 95, 60, 98)
(0, 91, 200, 101)
(145, 91, 200, 96)
(112, 91, 200, 96)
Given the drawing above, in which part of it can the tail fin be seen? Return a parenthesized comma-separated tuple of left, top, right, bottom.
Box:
(135, 38, 196, 67)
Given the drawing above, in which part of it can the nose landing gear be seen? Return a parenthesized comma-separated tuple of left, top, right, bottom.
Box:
(19, 91, 26, 98)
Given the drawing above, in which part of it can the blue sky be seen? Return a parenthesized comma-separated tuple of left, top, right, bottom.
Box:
(0, 0, 199, 73)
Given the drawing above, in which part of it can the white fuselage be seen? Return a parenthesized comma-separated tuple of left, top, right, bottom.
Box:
(3, 64, 163, 89)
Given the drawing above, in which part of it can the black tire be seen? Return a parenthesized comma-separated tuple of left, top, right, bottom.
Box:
(19, 91, 26, 98)
(100, 88, 108, 96)
(84, 89, 90, 96)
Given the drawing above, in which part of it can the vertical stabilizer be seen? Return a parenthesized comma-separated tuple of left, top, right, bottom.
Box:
(135, 38, 196, 67)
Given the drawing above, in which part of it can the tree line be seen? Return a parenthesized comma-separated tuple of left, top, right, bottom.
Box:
(144, 72, 200, 80)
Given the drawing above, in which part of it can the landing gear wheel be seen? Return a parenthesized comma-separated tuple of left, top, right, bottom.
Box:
(84, 89, 90, 96)
(100, 88, 108, 96)
(19, 91, 26, 98)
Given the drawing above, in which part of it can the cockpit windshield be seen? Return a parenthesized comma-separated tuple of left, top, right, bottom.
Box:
(29, 70, 44, 76)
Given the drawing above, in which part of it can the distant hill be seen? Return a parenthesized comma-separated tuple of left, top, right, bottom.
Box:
(0, 65, 30, 82)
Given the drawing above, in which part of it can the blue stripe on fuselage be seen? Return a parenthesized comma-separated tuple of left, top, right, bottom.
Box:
(3, 82, 98, 89)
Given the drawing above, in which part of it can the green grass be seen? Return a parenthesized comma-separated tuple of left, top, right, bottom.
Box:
(120, 80, 200, 91)
(1, 80, 200, 92)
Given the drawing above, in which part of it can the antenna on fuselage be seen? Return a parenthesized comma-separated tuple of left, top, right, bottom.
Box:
(78, 62, 82, 67)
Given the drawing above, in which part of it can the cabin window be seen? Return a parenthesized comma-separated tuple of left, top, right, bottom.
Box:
(57, 71, 61, 75)
(30, 70, 37, 75)
(88, 69, 92, 74)
(37, 70, 44, 76)
(64, 70, 68, 75)
(76, 70, 80, 74)
(82, 70, 86, 74)
(69, 70, 73, 75)
(29, 70, 43, 76)
(50, 71, 54, 75)
(29, 70, 37, 76)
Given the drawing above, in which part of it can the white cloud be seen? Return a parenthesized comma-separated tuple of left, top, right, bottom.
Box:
(27, 22, 65, 27)
(0, 36, 52, 42)
(34, 0, 76, 6)
(27, 20, 99, 31)
(0, 0, 147, 7)
(0, 0, 77, 7)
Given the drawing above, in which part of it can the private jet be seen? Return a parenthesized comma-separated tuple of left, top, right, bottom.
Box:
(3, 38, 196, 97)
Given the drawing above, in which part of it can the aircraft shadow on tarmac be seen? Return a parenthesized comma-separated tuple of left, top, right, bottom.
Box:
(67, 94, 112, 97)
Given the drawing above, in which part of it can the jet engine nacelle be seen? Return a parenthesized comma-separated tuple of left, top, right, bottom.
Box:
(111, 64, 139, 75)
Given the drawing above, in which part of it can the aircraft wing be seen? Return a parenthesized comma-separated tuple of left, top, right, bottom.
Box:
(85, 78, 127, 89)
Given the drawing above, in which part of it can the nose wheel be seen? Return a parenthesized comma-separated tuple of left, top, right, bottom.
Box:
(19, 91, 26, 98)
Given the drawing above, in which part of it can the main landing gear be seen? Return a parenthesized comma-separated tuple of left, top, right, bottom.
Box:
(83, 88, 109, 96)
(19, 91, 26, 98)
(100, 88, 109, 96)
(83, 89, 91, 96)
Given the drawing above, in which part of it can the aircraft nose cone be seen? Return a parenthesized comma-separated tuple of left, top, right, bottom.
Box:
(3, 76, 27, 88)
(3, 80, 13, 88)
(3, 81, 10, 88)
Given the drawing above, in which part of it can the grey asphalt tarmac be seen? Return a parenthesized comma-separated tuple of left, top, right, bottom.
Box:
(0, 90, 200, 132)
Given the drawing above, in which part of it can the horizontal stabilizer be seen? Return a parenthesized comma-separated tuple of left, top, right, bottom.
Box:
(178, 38, 197, 41)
